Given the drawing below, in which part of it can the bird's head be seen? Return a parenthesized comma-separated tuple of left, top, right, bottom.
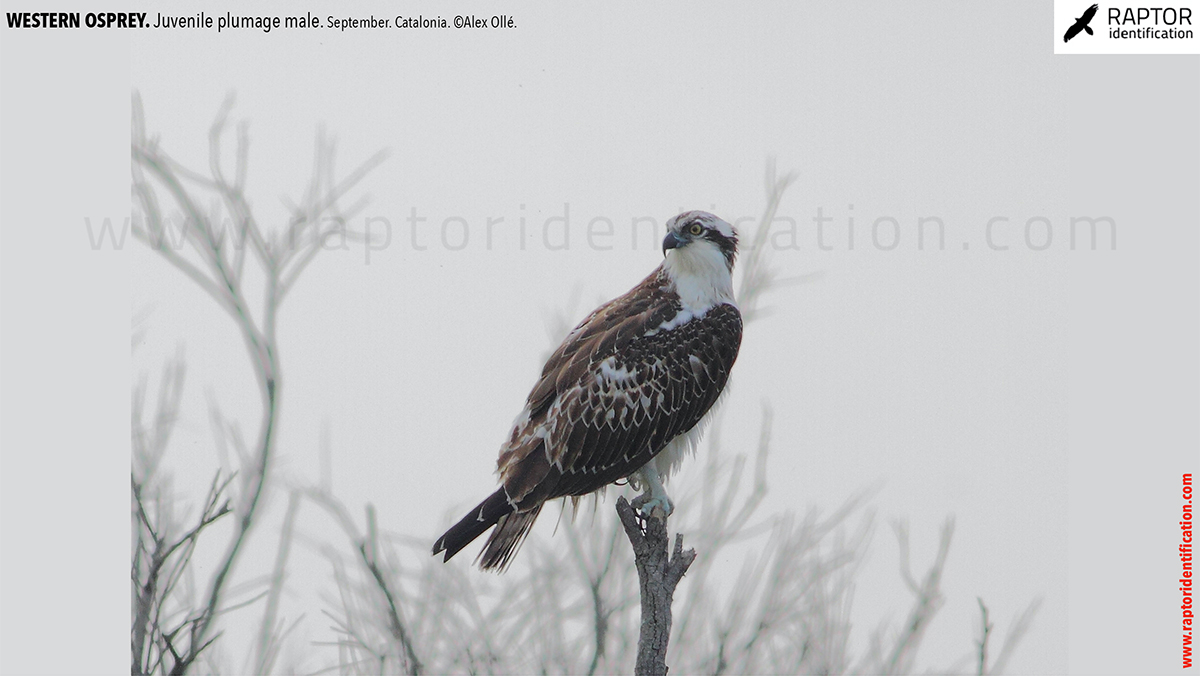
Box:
(662, 211, 739, 272)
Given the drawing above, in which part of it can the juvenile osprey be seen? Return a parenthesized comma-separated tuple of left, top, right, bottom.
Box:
(433, 211, 743, 570)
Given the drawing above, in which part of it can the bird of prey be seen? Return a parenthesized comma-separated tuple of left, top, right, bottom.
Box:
(1064, 4, 1098, 42)
(433, 211, 743, 570)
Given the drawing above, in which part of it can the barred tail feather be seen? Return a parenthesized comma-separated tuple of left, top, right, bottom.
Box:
(478, 504, 543, 571)
(432, 488, 513, 563)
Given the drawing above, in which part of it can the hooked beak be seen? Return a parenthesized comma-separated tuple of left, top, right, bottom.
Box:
(662, 232, 683, 256)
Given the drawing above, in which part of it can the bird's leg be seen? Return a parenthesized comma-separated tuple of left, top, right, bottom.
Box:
(630, 461, 674, 519)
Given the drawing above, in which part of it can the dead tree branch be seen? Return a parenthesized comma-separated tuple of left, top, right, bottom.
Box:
(130, 90, 384, 674)
(615, 496, 696, 676)
(132, 470, 234, 675)
(976, 597, 993, 675)
(304, 489, 424, 675)
(884, 517, 955, 675)
(989, 598, 1042, 675)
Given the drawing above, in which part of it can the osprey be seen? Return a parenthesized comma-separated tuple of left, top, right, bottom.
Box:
(433, 211, 743, 570)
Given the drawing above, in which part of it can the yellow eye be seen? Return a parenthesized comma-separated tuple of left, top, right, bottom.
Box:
(688, 223, 704, 236)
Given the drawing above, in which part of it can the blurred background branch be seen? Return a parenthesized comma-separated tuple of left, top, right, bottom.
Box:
(130, 92, 386, 675)
(130, 100, 1040, 675)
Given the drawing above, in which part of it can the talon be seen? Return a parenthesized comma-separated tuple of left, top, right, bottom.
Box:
(630, 463, 675, 521)
(633, 494, 674, 520)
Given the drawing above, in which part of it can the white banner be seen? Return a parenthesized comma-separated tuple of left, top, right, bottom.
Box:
(1055, 1, 1200, 53)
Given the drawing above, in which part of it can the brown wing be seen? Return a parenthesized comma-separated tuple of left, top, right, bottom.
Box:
(496, 268, 742, 510)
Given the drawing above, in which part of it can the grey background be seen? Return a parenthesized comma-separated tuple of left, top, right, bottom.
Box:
(1, 1, 1197, 673)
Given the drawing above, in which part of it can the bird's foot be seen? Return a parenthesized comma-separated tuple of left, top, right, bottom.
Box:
(631, 491, 674, 520)
(630, 463, 674, 521)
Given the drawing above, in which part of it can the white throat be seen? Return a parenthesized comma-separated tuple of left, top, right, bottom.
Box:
(662, 240, 735, 311)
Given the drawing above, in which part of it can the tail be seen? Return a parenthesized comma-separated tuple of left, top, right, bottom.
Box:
(432, 488, 513, 563)
(433, 489, 547, 571)
(477, 504, 543, 571)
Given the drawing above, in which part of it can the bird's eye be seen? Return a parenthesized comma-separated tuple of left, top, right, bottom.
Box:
(688, 223, 704, 236)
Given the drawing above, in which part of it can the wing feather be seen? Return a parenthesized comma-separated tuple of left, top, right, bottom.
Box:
(495, 267, 741, 508)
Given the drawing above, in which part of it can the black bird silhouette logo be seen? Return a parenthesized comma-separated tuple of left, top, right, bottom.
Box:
(1064, 4, 1099, 42)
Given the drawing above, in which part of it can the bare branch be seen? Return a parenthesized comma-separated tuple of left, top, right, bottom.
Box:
(885, 517, 955, 675)
(304, 490, 424, 675)
(131, 92, 384, 674)
(976, 597, 994, 675)
(989, 598, 1042, 675)
(254, 489, 302, 675)
(737, 159, 799, 324)
(615, 496, 696, 676)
